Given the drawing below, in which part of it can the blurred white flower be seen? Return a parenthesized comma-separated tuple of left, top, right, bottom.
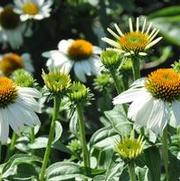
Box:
(113, 69, 180, 134)
(0, 77, 41, 144)
(14, 0, 53, 21)
(0, 52, 34, 76)
(0, 6, 30, 49)
(43, 39, 102, 82)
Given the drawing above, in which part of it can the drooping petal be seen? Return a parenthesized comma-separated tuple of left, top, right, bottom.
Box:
(74, 62, 86, 82)
(172, 100, 180, 125)
(113, 88, 146, 105)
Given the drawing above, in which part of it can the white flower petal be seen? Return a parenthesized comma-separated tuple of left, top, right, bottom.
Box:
(18, 87, 41, 98)
(147, 100, 169, 134)
(58, 39, 73, 54)
(0, 110, 9, 144)
(113, 88, 146, 105)
(74, 62, 86, 82)
(172, 100, 180, 125)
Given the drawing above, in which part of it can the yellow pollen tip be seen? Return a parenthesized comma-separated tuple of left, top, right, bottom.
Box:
(68, 39, 93, 60)
(119, 32, 149, 53)
(0, 53, 24, 76)
(146, 69, 180, 102)
(0, 77, 17, 108)
(22, 2, 39, 15)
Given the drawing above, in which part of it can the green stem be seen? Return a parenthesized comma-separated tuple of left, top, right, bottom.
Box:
(6, 133, 17, 160)
(30, 128, 35, 143)
(0, 142, 1, 163)
(128, 162, 136, 181)
(162, 127, 169, 180)
(131, 56, 140, 81)
(110, 69, 123, 94)
(39, 97, 61, 181)
(76, 104, 90, 172)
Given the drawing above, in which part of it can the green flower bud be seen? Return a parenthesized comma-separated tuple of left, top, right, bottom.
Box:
(42, 69, 71, 94)
(115, 136, 145, 161)
(11, 69, 34, 87)
(67, 139, 82, 155)
(94, 73, 112, 91)
(68, 82, 90, 105)
(101, 50, 122, 69)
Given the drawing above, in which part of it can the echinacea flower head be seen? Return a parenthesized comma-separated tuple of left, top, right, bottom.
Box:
(42, 69, 71, 95)
(0, 6, 29, 49)
(0, 77, 41, 144)
(102, 17, 162, 56)
(113, 68, 180, 134)
(0, 53, 34, 76)
(42, 39, 102, 82)
(68, 82, 90, 105)
(11, 69, 34, 87)
(115, 136, 144, 160)
(14, 0, 53, 21)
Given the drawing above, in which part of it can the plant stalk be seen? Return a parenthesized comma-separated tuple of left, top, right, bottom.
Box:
(162, 127, 169, 180)
(110, 69, 124, 94)
(76, 104, 90, 172)
(39, 97, 61, 181)
(131, 56, 140, 81)
(128, 162, 136, 181)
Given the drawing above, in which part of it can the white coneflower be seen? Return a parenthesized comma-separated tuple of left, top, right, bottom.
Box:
(0, 77, 41, 144)
(102, 17, 162, 56)
(113, 69, 180, 134)
(0, 6, 30, 49)
(0, 53, 34, 76)
(14, 0, 53, 21)
(43, 39, 102, 82)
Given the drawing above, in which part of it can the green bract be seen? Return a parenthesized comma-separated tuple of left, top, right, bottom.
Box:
(11, 69, 34, 87)
(100, 50, 122, 69)
(68, 82, 90, 104)
(42, 70, 71, 94)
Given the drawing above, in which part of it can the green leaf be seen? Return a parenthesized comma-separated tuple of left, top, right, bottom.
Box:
(53, 121, 63, 143)
(169, 153, 180, 181)
(69, 111, 78, 136)
(45, 161, 89, 180)
(104, 105, 132, 136)
(93, 162, 124, 181)
(135, 166, 149, 181)
(1, 154, 41, 179)
(149, 6, 180, 18)
(149, 6, 180, 46)
(144, 146, 161, 181)
(90, 127, 120, 150)
(29, 121, 63, 149)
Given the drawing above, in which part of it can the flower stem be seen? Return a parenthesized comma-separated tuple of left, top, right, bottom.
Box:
(76, 104, 90, 172)
(110, 69, 124, 94)
(162, 127, 169, 180)
(39, 97, 61, 181)
(30, 128, 35, 143)
(128, 162, 136, 181)
(6, 133, 17, 160)
(131, 56, 140, 81)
